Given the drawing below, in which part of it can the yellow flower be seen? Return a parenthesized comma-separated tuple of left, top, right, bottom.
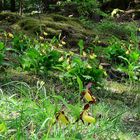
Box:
(56, 111, 70, 125)
(89, 53, 97, 59)
(103, 71, 107, 76)
(58, 56, 64, 62)
(66, 65, 71, 70)
(43, 32, 48, 36)
(99, 65, 103, 70)
(66, 58, 70, 63)
(87, 64, 92, 69)
(58, 43, 63, 47)
(125, 50, 130, 54)
(61, 41, 66, 45)
(81, 89, 96, 104)
(82, 110, 96, 124)
(8, 33, 14, 38)
(77, 104, 96, 124)
(83, 51, 87, 57)
(39, 36, 44, 41)
(69, 51, 74, 56)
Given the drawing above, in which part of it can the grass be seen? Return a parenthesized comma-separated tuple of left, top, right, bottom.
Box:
(0, 80, 140, 140)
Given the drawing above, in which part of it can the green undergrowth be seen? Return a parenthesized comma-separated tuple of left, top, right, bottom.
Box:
(0, 12, 140, 140)
(0, 81, 140, 140)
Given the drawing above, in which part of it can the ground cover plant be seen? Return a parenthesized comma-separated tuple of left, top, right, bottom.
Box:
(0, 30, 140, 140)
(0, 0, 140, 139)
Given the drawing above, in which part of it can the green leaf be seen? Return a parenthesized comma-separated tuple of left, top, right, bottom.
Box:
(77, 76, 83, 93)
(78, 39, 84, 55)
(51, 95, 69, 108)
(118, 56, 130, 65)
(0, 42, 4, 50)
(0, 122, 6, 133)
(68, 104, 81, 119)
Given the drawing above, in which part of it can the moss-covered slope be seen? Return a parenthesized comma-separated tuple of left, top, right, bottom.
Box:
(0, 12, 95, 47)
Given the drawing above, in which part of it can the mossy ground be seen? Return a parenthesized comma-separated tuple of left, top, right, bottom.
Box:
(0, 12, 95, 48)
(1, 12, 138, 47)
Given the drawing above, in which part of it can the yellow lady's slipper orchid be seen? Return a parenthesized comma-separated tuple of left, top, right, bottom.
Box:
(66, 65, 71, 70)
(81, 83, 96, 104)
(89, 53, 97, 59)
(43, 32, 48, 36)
(83, 51, 87, 57)
(125, 50, 130, 54)
(99, 65, 103, 70)
(58, 56, 64, 62)
(87, 64, 92, 69)
(61, 41, 66, 45)
(82, 110, 96, 124)
(56, 111, 70, 125)
(39, 36, 44, 41)
(76, 104, 96, 124)
(8, 33, 14, 38)
(81, 89, 96, 104)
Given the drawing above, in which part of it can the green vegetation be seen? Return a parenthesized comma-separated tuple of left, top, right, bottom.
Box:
(0, 0, 140, 139)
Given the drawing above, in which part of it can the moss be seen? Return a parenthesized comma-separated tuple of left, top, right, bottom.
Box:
(19, 18, 46, 33)
(45, 27, 61, 36)
(33, 14, 54, 22)
(16, 14, 95, 47)
(0, 12, 21, 24)
(44, 21, 69, 30)
(94, 19, 137, 40)
(48, 13, 69, 21)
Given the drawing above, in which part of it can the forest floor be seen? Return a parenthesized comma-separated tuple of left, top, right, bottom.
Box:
(0, 12, 140, 140)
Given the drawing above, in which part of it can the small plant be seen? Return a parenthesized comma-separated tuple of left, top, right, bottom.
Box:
(57, 50, 105, 85)
(55, 81, 97, 126)
(0, 42, 5, 63)
(0, 42, 5, 69)
(0, 120, 6, 134)
(20, 40, 62, 74)
(78, 39, 84, 56)
(118, 51, 140, 80)
(105, 37, 128, 65)
(11, 33, 32, 52)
